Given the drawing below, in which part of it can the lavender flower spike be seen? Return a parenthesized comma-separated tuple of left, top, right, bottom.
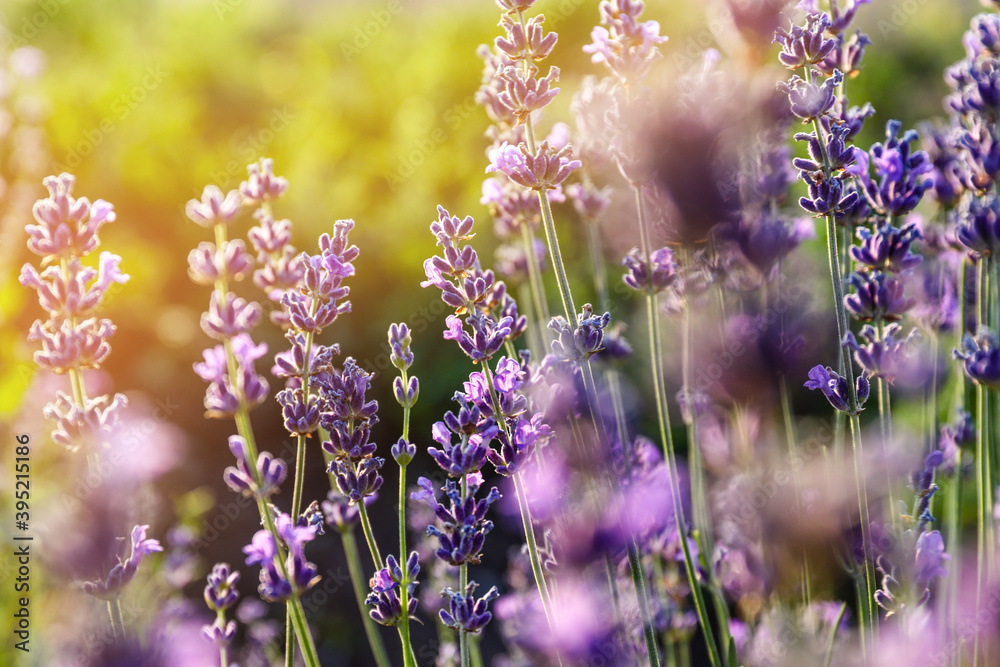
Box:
(954, 329, 1000, 389)
(804, 364, 870, 414)
(439, 582, 500, 634)
(486, 141, 581, 191)
(82, 525, 163, 600)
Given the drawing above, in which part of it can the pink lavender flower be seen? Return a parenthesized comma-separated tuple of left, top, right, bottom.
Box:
(185, 184, 242, 227)
(26, 174, 117, 258)
(495, 14, 557, 64)
(495, 64, 561, 124)
(239, 158, 288, 205)
(21, 175, 130, 452)
(187, 239, 254, 286)
(486, 141, 580, 191)
(584, 0, 668, 82)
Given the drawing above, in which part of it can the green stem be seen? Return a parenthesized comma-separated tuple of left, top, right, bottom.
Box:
(342, 530, 392, 667)
(849, 413, 876, 655)
(513, 472, 556, 628)
(460, 474, 470, 667)
(822, 603, 848, 667)
(108, 599, 125, 640)
(357, 499, 383, 569)
(521, 222, 551, 353)
(398, 461, 416, 667)
(648, 291, 722, 667)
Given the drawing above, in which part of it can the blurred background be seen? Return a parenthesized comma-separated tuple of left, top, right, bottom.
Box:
(0, 0, 982, 665)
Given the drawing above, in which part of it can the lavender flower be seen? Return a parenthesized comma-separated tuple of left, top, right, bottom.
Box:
(954, 329, 1000, 388)
(778, 70, 841, 121)
(804, 364, 870, 414)
(82, 525, 163, 600)
(773, 13, 836, 70)
(243, 513, 320, 602)
(843, 323, 917, 382)
(486, 141, 581, 191)
(495, 14, 557, 64)
(849, 220, 923, 272)
(439, 583, 500, 634)
(185, 185, 241, 228)
(913, 529, 950, 590)
(621, 246, 678, 292)
(850, 120, 933, 217)
(845, 270, 916, 322)
(330, 455, 385, 503)
(583, 0, 668, 82)
(956, 192, 1000, 258)
(548, 305, 612, 362)
(240, 157, 288, 205)
(444, 312, 513, 362)
(223, 434, 287, 497)
(366, 553, 420, 626)
(194, 334, 270, 418)
(204, 562, 241, 612)
(487, 413, 551, 476)
(495, 64, 561, 124)
(412, 476, 501, 566)
(21, 175, 130, 451)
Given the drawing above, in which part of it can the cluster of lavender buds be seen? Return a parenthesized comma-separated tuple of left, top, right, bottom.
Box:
(202, 563, 240, 656)
(20, 174, 129, 452)
(319, 359, 385, 503)
(366, 553, 420, 626)
(243, 512, 321, 602)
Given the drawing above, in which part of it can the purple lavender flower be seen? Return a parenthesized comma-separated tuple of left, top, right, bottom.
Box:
(804, 364, 870, 414)
(204, 562, 240, 611)
(956, 192, 1000, 258)
(778, 70, 841, 121)
(849, 220, 923, 272)
(330, 456, 385, 503)
(773, 13, 836, 70)
(920, 121, 966, 207)
(849, 120, 933, 217)
(621, 246, 678, 292)
(412, 476, 501, 566)
(723, 214, 814, 277)
(444, 312, 513, 362)
(793, 122, 857, 174)
(913, 529, 950, 590)
(322, 489, 370, 532)
(463, 356, 528, 420)
(440, 582, 500, 634)
(548, 305, 612, 362)
(845, 271, 916, 322)
(187, 239, 254, 286)
(366, 553, 420, 626)
(276, 387, 323, 435)
(243, 513, 320, 602)
(82, 525, 163, 600)
(799, 171, 859, 217)
(954, 329, 1000, 388)
(195, 334, 270, 418)
(487, 413, 551, 476)
(843, 323, 916, 382)
(817, 30, 872, 78)
(799, 0, 872, 35)
(223, 435, 287, 497)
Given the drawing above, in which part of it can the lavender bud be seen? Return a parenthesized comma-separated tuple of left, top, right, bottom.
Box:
(392, 437, 418, 466)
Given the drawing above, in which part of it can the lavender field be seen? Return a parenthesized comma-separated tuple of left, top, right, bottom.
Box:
(0, 0, 996, 665)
